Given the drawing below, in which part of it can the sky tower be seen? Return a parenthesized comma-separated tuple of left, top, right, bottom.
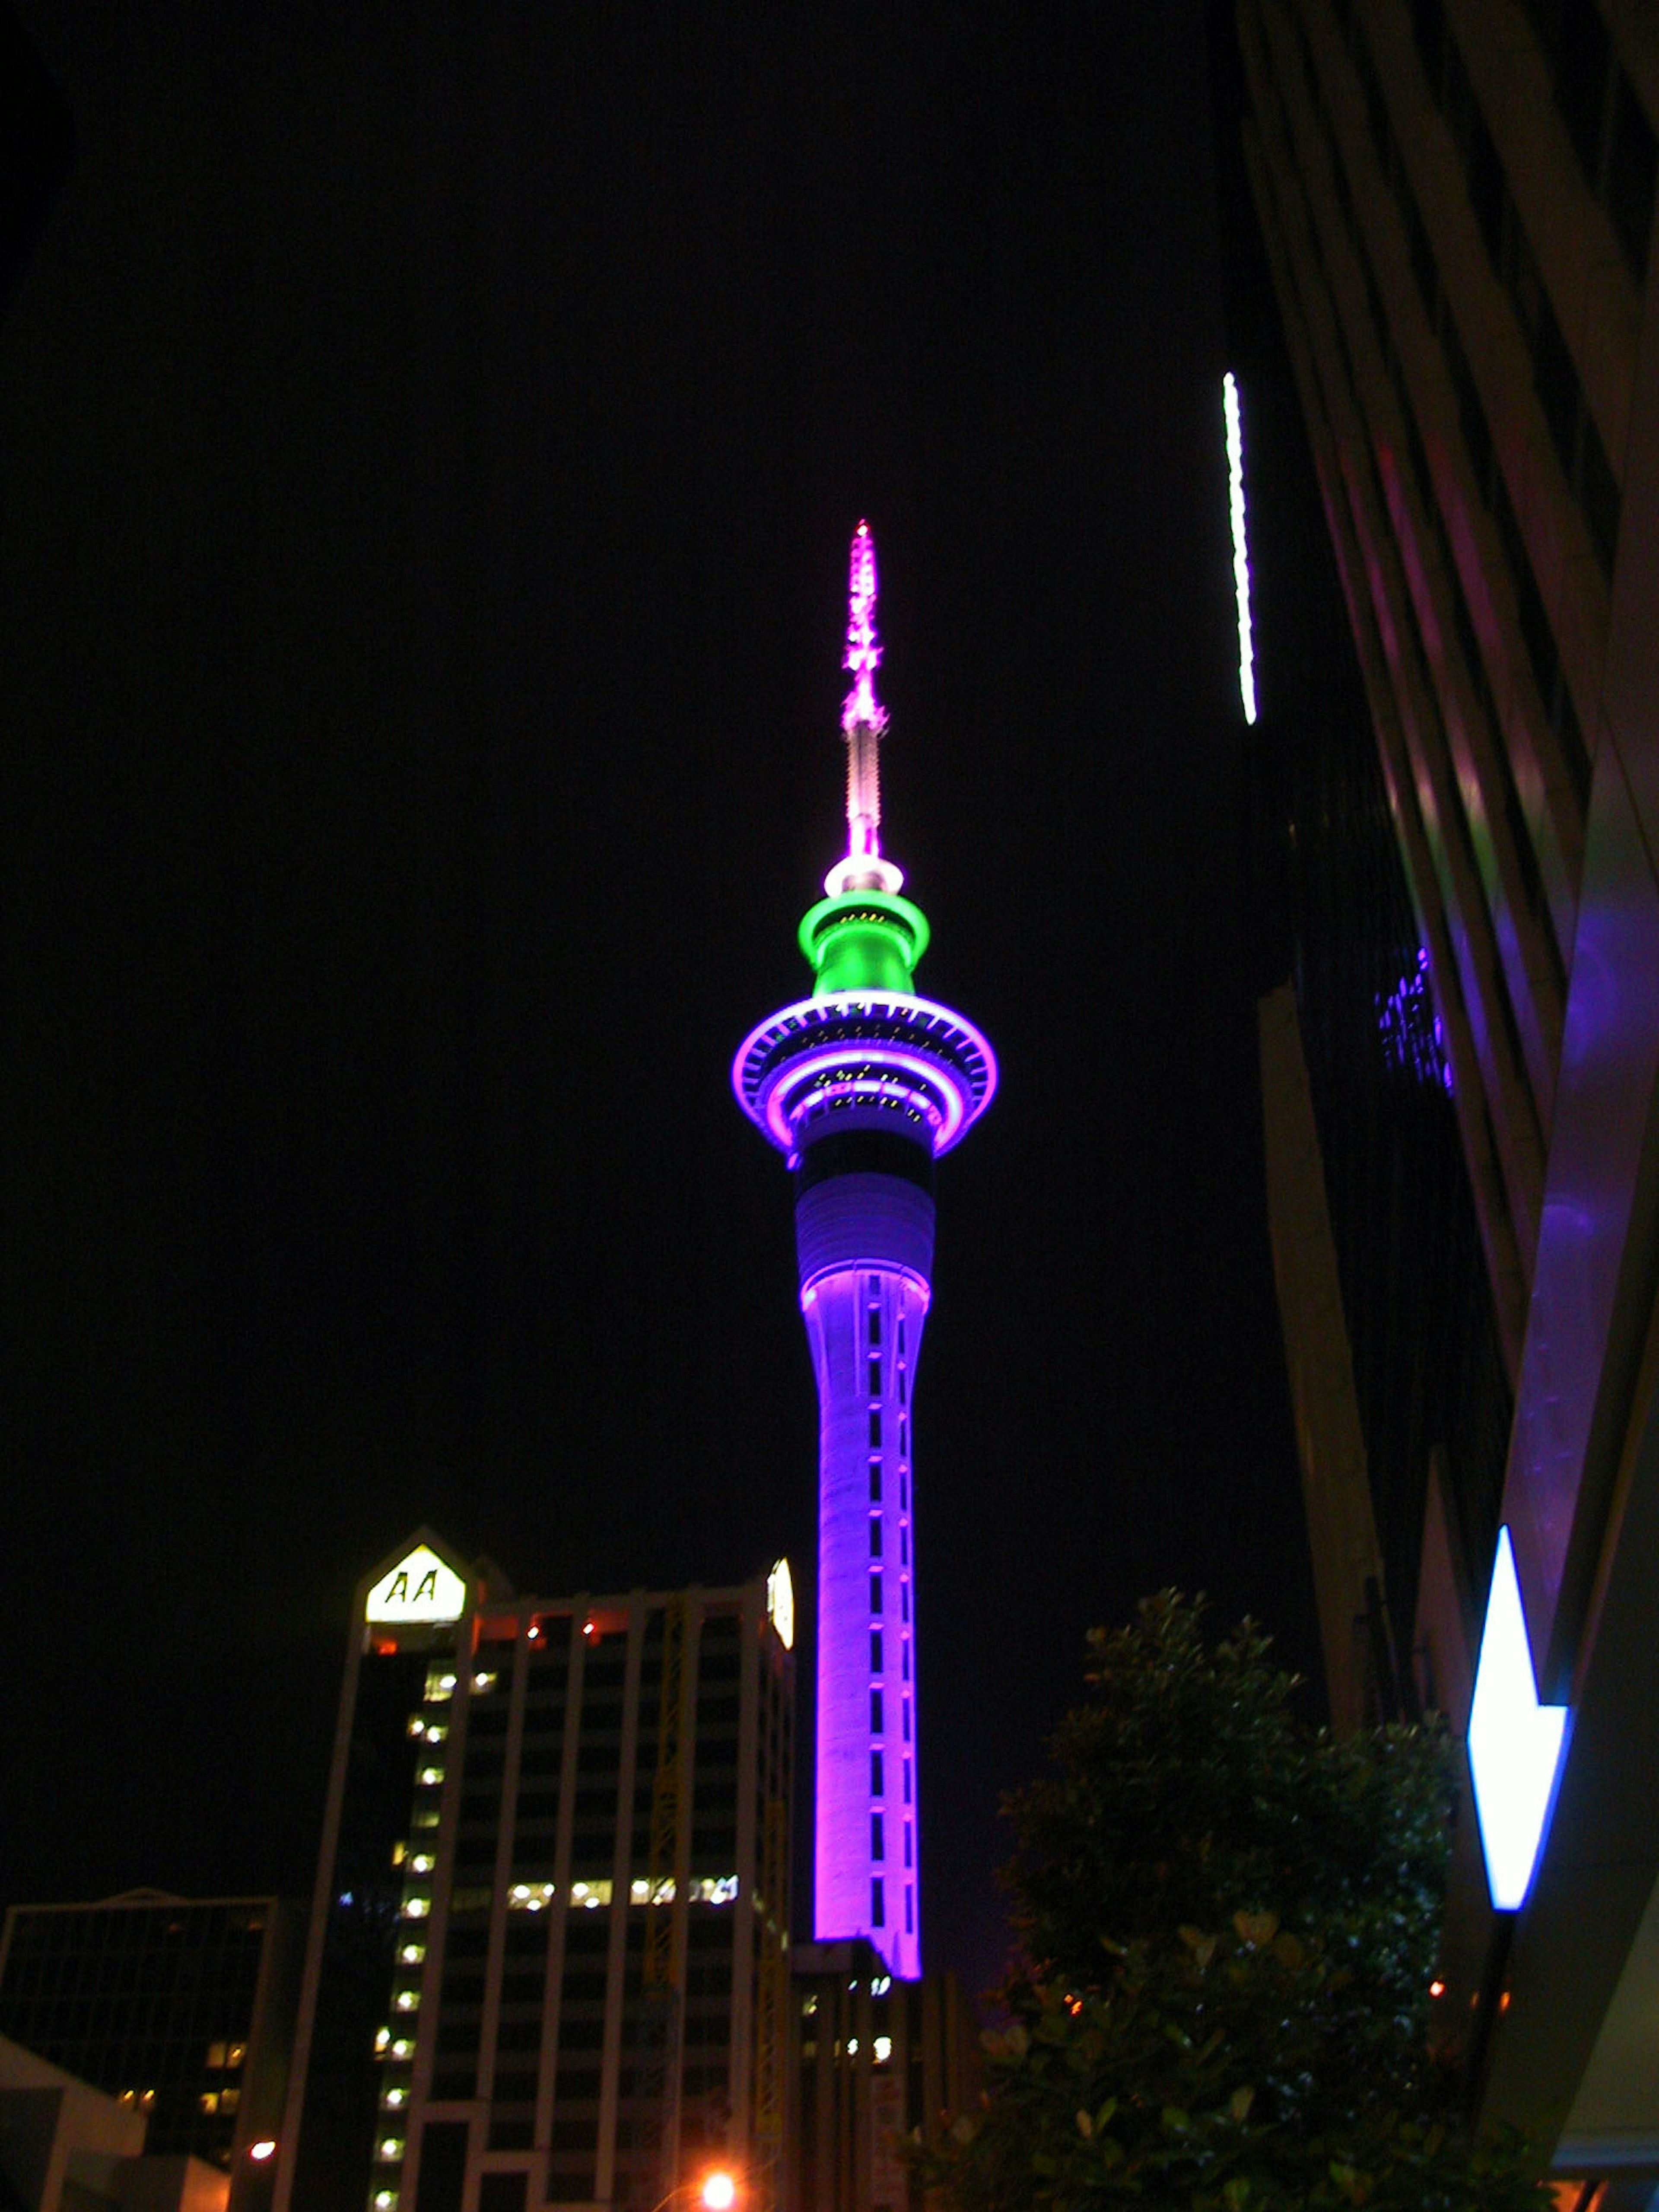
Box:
(734, 524, 995, 1980)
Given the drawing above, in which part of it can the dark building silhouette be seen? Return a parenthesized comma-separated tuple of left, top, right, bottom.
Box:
(0, 1889, 301, 2207)
(1220, 0, 1659, 2180)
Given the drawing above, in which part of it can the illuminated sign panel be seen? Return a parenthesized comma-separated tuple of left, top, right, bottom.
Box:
(366, 1546, 467, 1625)
(1467, 1526, 1568, 1910)
(767, 1557, 795, 1651)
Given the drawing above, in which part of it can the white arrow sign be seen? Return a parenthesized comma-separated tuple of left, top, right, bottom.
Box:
(1467, 1526, 1569, 1911)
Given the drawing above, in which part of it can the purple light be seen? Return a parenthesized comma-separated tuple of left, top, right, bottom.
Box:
(842, 520, 886, 739)
(731, 991, 999, 1158)
(805, 1262, 928, 1980)
(1378, 947, 1452, 1092)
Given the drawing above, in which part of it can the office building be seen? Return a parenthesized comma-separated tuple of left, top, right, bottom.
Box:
(789, 1940, 974, 2212)
(734, 525, 996, 1982)
(274, 1534, 793, 2212)
(0, 1890, 301, 2206)
(1228, 0, 1659, 2179)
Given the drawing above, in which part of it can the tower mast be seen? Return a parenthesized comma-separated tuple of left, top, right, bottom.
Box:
(734, 527, 996, 1980)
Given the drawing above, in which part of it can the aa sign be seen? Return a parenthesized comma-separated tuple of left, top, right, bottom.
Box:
(366, 1545, 467, 1624)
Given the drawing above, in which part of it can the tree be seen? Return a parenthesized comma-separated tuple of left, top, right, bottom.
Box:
(915, 1594, 1543, 2212)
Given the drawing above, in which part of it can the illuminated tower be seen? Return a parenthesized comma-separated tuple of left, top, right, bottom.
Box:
(734, 525, 995, 1980)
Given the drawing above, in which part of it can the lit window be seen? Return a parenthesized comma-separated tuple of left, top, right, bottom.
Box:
(802, 1993, 819, 2018)
(472, 1670, 498, 1693)
(391, 1842, 407, 1867)
(874, 2035, 893, 2064)
(508, 1882, 558, 1911)
(426, 1669, 458, 1703)
(417, 1766, 444, 1788)
(383, 2087, 408, 2109)
(206, 2043, 227, 2070)
(398, 1944, 425, 1966)
(200, 2092, 220, 2115)
(390, 2038, 413, 2061)
(226, 2045, 246, 2069)
(379, 2138, 405, 2162)
(424, 1723, 447, 1744)
(409, 1853, 435, 1875)
(140, 2091, 155, 2108)
(394, 1990, 419, 2012)
(407, 1716, 425, 1740)
(374, 2029, 391, 2055)
(568, 1880, 613, 1909)
(846, 2035, 860, 2055)
(374, 2193, 399, 2212)
(400, 1896, 431, 1920)
(871, 1973, 891, 1996)
(411, 1804, 439, 1830)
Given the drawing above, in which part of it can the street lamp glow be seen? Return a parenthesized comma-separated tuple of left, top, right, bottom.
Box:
(701, 2174, 737, 2212)
(1223, 372, 1258, 725)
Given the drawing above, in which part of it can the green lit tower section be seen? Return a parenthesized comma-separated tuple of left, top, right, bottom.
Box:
(733, 524, 995, 1979)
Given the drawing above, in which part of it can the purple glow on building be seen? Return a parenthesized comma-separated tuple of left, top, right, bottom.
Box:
(1379, 947, 1452, 1092)
(736, 531, 995, 1981)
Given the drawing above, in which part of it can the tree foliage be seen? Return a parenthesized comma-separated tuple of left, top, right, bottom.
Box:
(915, 1594, 1544, 2212)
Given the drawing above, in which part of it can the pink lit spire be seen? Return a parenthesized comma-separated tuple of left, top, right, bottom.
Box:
(828, 521, 904, 896)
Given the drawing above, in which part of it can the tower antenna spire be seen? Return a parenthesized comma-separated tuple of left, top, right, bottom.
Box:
(829, 522, 904, 896)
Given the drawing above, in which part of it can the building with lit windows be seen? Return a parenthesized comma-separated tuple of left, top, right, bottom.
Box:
(788, 1940, 974, 2212)
(0, 1889, 301, 2209)
(734, 526, 995, 1985)
(1223, 0, 1659, 2179)
(273, 1533, 793, 2212)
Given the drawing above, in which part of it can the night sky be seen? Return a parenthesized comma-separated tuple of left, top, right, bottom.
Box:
(2, 4, 1320, 2000)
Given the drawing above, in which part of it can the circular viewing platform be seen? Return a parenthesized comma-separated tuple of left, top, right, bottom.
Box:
(733, 992, 997, 1164)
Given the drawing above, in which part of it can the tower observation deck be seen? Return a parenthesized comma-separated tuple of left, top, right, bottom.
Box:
(734, 524, 995, 1980)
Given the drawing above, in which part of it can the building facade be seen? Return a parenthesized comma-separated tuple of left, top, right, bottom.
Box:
(0, 1889, 301, 2208)
(1231, 0, 1659, 2178)
(788, 1940, 975, 2212)
(274, 1535, 793, 2212)
(734, 526, 995, 1983)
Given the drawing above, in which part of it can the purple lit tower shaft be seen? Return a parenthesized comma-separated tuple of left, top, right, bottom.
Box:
(799, 1155, 932, 1978)
(734, 525, 995, 1982)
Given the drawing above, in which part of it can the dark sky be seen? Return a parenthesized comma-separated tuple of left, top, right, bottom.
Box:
(1, 3, 1319, 1999)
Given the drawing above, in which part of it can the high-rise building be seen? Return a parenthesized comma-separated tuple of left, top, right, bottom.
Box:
(274, 1534, 793, 2212)
(789, 1939, 976, 2212)
(1227, 0, 1659, 2177)
(733, 526, 996, 1983)
(0, 1889, 302, 2208)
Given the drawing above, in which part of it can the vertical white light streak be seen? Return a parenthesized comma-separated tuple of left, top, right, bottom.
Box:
(1223, 372, 1258, 725)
